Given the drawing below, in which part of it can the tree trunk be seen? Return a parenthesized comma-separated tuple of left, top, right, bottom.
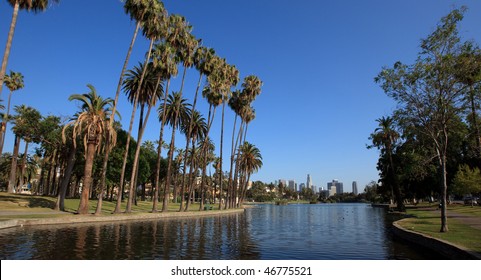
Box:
(54, 145, 76, 211)
(77, 141, 96, 215)
(0, 1, 19, 99)
(0, 90, 14, 156)
(111, 22, 141, 214)
(163, 119, 178, 211)
(18, 141, 29, 190)
(7, 134, 20, 193)
(125, 39, 154, 213)
(218, 102, 226, 210)
(95, 132, 111, 215)
(179, 73, 203, 211)
(153, 79, 170, 212)
(440, 153, 449, 232)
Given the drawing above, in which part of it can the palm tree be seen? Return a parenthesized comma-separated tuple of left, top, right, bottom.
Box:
(107, 0, 157, 213)
(151, 42, 178, 212)
(0, 71, 24, 155)
(0, 0, 59, 99)
(369, 116, 404, 211)
(237, 142, 262, 206)
(63, 84, 115, 214)
(182, 110, 207, 211)
(7, 105, 41, 193)
(115, 0, 167, 214)
(159, 92, 191, 211)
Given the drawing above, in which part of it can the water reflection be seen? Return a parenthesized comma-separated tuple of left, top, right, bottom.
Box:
(0, 204, 441, 260)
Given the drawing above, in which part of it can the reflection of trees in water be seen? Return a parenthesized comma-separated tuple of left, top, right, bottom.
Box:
(0, 212, 261, 259)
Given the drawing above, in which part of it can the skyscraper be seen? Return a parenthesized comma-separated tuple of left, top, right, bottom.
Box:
(306, 174, 312, 191)
(352, 181, 358, 195)
(288, 180, 296, 191)
(327, 179, 344, 194)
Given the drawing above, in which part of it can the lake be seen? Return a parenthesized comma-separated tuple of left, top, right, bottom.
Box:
(0, 203, 442, 259)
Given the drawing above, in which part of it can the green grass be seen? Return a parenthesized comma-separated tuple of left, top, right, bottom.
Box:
(0, 192, 210, 220)
(398, 207, 481, 254)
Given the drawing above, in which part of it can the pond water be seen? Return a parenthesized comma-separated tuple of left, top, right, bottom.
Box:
(0, 203, 442, 260)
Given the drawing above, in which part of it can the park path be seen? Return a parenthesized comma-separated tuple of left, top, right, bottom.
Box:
(447, 210, 481, 230)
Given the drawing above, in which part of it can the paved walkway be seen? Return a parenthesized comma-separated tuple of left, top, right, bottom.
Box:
(447, 210, 481, 230)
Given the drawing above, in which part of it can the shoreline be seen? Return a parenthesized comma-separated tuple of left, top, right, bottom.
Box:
(392, 219, 481, 260)
(0, 208, 245, 230)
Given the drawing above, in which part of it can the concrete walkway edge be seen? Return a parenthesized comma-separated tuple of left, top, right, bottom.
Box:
(0, 208, 245, 230)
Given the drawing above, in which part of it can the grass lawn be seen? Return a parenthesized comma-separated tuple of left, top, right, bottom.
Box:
(397, 206, 481, 254)
(0, 192, 211, 221)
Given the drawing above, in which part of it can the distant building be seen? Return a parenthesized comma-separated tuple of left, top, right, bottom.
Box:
(352, 181, 358, 195)
(288, 180, 296, 191)
(306, 174, 312, 191)
(327, 179, 344, 194)
(299, 183, 306, 191)
(329, 186, 337, 197)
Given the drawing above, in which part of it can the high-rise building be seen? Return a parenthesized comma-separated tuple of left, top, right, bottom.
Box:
(306, 174, 312, 190)
(327, 179, 344, 194)
(299, 183, 306, 191)
(288, 180, 296, 191)
(352, 181, 358, 195)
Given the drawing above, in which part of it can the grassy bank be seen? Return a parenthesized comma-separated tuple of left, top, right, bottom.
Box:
(397, 205, 481, 254)
(0, 192, 215, 221)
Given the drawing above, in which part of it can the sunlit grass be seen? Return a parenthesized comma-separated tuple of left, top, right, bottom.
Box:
(398, 208, 481, 254)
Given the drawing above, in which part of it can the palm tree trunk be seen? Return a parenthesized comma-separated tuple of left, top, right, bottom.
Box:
(18, 141, 29, 190)
(163, 117, 178, 211)
(0, 1, 20, 99)
(77, 141, 96, 215)
(7, 134, 20, 193)
(226, 115, 238, 209)
(0, 90, 14, 156)
(55, 145, 76, 211)
(153, 79, 170, 212)
(179, 73, 203, 211)
(218, 102, 226, 210)
(95, 132, 111, 215)
(111, 21, 141, 213)
(125, 39, 155, 213)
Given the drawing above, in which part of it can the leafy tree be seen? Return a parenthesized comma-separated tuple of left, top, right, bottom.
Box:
(63, 85, 115, 214)
(375, 8, 476, 232)
(0, 70, 24, 155)
(451, 164, 481, 201)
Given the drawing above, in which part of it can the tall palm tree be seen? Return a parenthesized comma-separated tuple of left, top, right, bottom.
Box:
(181, 110, 207, 211)
(237, 141, 262, 206)
(115, 0, 167, 214)
(107, 0, 156, 213)
(0, 0, 59, 99)
(369, 116, 404, 211)
(0, 71, 24, 155)
(159, 92, 191, 211)
(151, 42, 178, 212)
(63, 84, 115, 214)
(7, 105, 41, 193)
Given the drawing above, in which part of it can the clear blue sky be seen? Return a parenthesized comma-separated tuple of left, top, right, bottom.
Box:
(1, 0, 480, 192)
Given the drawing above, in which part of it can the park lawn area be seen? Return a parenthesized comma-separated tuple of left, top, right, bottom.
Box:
(0, 192, 208, 221)
(397, 207, 481, 254)
(448, 204, 481, 218)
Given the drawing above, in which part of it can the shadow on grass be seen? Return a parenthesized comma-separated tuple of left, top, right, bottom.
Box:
(0, 193, 56, 209)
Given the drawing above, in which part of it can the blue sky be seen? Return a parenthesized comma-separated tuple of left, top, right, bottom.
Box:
(1, 0, 480, 192)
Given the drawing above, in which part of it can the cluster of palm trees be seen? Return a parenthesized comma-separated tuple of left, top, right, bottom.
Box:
(1, 0, 264, 215)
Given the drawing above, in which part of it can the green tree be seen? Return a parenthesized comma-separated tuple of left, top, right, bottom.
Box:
(0, 71, 24, 156)
(63, 85, 115, 214)
(451, 164, 481, 203)
(375, 8, 474, 232)
(8, 105, 41, 193)
(368, 116, 404, 211)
